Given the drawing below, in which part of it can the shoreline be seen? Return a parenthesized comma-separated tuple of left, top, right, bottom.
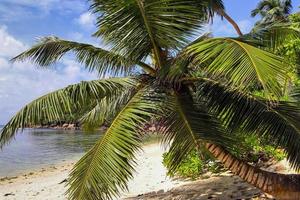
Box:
(0, 160, 76, 182)
(0, 142, 294, 200)
(0, 156, 81, 180)
(0, 129, 162, 180)
(0, 143, 189, 200)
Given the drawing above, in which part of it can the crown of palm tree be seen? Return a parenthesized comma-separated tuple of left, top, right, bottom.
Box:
(1, 0, 300, 199)
(251, 0, 293, 24)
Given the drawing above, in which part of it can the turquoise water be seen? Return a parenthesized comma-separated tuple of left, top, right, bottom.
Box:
(0, 127, 101, 177)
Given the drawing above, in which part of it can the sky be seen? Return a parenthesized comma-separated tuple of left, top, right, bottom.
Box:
(0, 0, 299, 124)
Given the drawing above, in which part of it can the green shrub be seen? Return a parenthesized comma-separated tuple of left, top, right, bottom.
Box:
(163, 150, 224, 180)
(163, 134, 286, 180)
(233, 134, 286, 163)
(163, 150, 204, 180)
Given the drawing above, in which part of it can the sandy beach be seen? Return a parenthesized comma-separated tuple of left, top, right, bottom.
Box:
(0, 143, 188, 200)
(0, 143, 290, 200)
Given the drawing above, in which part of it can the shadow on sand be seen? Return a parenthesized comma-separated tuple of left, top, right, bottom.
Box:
(125, 173, 274, 200)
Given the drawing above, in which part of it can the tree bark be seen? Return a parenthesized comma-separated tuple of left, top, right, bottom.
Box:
(206, 143, 300, 200)
(217, 9, 243, 37)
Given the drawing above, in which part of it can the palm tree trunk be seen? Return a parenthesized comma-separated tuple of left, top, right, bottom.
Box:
(217, 9, 243, 37)
(206, 143, 300, 200)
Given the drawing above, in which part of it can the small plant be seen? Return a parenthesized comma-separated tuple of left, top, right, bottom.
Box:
(163, 150, 205, 180)
(163, 150, 224, 180)
(163, 134, 286, 180)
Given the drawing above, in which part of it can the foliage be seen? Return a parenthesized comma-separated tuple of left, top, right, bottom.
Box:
(186, 38, 290, 98)
(163, 149, 226, 180)
(231, 134, 286, 163)
(275, 14, 300, 75)
(163, 134, 286, 180)
(67, 87, 161, 199)
(1, 0, 300, 199)
(251, 0, 292, 26)
(163, 150, 206, 180)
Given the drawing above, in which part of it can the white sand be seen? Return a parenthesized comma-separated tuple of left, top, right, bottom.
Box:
(0, 143, 187, 200)
(0, 143, 294, 200)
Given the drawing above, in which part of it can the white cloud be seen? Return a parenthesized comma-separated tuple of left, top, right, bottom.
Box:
(67, 32, 84, 41)
(0, 26, 27, 57)
(77, 12, 96, 29)
(0, 26, 97, 124)
(0, 0, 87, 21)
(0, 0, 86, 11)
(239, 20, 253, 34)
(2, 0, 57, 8)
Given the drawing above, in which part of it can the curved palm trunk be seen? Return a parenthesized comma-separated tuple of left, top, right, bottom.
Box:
(217, 9, 243, 37)
(206, 143, 300, 200)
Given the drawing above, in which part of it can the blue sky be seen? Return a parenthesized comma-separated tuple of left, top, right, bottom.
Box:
(0, 0, 299, 124)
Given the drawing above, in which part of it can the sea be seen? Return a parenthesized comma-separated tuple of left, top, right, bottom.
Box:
(0, 126, 100, 177)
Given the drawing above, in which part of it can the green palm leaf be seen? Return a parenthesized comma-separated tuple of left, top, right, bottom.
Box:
(161, 91, 234, 171)
(251, 0, 292, 24)
(67, 86, 162, 200)
(0, 77, 136, 148)
(187, 38, 290, 98)
(205, 0, 225, 18)
(165, 33, 212, 81)
(248, 23, 300, 50)
(91, 0, 206, 64)
(12, 37, 154, 76)
(80, 87, 137, 130)
(195, 78, 300, 170)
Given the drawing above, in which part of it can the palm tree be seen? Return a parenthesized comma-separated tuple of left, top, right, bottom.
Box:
(251, 0, 293, 25)
(1, 1, 300, 199)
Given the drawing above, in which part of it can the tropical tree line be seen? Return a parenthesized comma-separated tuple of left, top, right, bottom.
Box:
(1, 0, 300, 199)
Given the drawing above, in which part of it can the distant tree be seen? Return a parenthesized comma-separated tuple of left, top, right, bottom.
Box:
(251, 0, 292, 25)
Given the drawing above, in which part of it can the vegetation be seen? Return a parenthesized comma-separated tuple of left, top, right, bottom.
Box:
(163, 134, 286, 180)
(251, 0, 292, 26)
(163, 149, 224, 180)
(163, 150, 208, 180)
(1, 0, 300, 199)
(276, 13, 300, 74)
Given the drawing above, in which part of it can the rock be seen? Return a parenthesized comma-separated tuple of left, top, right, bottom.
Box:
(157, 189, 164, 194)
(4, 193, 14, 196)
(59, 179, 68, 184)
(207, 194, 217, 199)
(62, 123, 69, 128)
(67, 124, 75, 130)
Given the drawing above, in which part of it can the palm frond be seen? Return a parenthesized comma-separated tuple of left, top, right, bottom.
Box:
(205, 0, 225, 18)
(12, 37, 155, 76)
(80, 86, 137, 130)
(0, 77, 136, 148)
(247, 23, 300, 50)
(91, 0, 206, 62)
(186, 38, 290, 98)
(67, 85, 163, 200)
(194, 78, 300, 170)
(161, 91, 234, 171)
(251, 8, 262, 17)
(165, 33, 211, 81)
